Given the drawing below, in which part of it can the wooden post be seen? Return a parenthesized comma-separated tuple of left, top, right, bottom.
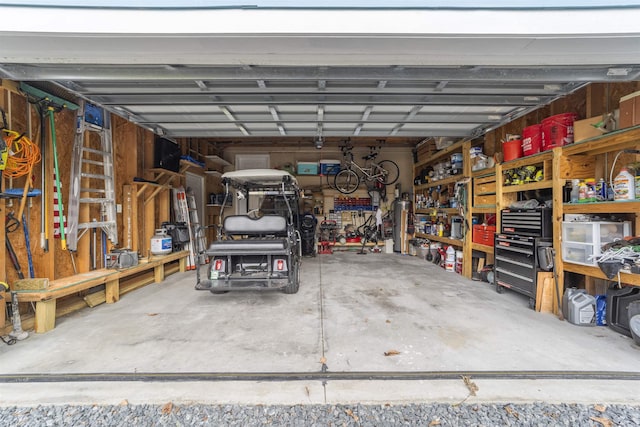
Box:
(552, 147, 565, 316)
(122, 184, 134, 250)
(34, 299, 56, 333)
(154, 263, 165, 283)
(105, 276, 120, 303)
(462, 140, 473, 279)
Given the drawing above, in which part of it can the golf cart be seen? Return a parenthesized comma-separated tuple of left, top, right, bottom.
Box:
(195, 169, 302, 294)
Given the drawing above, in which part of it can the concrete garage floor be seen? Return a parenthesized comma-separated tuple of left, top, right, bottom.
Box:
(1, 252, 639, 406)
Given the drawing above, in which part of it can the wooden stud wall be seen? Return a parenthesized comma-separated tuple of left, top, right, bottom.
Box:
(1, 82, 160, 291)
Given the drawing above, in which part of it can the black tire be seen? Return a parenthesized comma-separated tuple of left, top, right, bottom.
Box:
(334, 169, 360, 194)
(375, 160, 400, 185)
(210, 290, 229, 294)
(282, 260, 300, 294)
(529, 298, 536, 310)
(325, 172, 337, 190)
(496, 283, 504, 294)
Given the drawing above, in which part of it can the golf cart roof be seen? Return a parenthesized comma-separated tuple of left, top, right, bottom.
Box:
(221, 169, 298, 186)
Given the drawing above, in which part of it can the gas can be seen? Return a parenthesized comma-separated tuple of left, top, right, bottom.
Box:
(567, 293, 596, 326)
(151, 229, 173, 255)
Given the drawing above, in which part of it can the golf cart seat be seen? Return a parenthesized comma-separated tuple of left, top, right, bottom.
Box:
(206, 215, 290, 255)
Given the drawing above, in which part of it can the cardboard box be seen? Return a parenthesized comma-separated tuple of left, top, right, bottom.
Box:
(620, 90, 640, 129)
(573, 116, 606, 142)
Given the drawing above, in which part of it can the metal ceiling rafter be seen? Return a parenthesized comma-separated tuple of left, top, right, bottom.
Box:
(219, 105, 251, 136)
(4, 64, 640, 82)
(97, 94, 553, 105)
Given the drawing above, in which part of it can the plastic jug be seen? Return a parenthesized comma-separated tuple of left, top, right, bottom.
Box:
(567, 293, 596, 326)
(445, 246, 456, 271)
(562, 287, 586, 318)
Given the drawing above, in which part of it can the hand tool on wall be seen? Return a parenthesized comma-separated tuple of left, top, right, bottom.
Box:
(19, 83, 78, 251)
(22, 213, 35, 278)
(47, 107, 67, 250)
(5, 214, 24, 280)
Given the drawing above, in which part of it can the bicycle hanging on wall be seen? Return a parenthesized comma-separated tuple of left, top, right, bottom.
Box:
(332, 144, 400, 195)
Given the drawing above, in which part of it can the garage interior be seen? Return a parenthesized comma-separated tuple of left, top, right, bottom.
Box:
(1, 2, 640, 406)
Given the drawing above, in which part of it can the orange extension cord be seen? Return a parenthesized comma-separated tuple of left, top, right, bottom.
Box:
(2, 129, 41, 178)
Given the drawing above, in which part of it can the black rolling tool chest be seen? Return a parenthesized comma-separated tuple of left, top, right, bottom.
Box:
(494, 208, 553, 307)
(500, 207, 553, 237)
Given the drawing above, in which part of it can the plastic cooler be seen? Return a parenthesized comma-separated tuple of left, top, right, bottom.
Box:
(472, 225, 496, 246)
(320, 160, 340, 175)
(297, 162, 318, 175)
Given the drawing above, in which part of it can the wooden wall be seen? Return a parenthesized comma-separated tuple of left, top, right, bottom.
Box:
(484, 82, 640, 157)
(1, 81, 157, 286)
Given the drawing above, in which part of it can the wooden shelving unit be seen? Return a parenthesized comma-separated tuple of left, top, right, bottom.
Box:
(413, 139, 473, 278)
(554, 126, 640, 293)
(414, 232, 463, 247)
(489, 124, 640, 313)
(204, 155, 231, 242)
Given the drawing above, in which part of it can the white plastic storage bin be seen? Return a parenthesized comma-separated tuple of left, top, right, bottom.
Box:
(562, 221, 631, 265)
(562, 242, 596, 265)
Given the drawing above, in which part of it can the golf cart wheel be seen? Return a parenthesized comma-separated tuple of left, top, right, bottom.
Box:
(282, 261, 300, 294)
(496, 283, 504, 294)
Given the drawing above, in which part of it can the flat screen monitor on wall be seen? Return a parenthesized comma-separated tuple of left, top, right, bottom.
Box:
(153, 137, 181, 172)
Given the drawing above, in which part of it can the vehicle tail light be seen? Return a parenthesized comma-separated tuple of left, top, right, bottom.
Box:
(274, 259, 287, 271)
(214, 259, 225, 271)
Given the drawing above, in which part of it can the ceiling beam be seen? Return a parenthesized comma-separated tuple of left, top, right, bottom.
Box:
(3, 65, 639, 82)
(96, 93, 553, 105)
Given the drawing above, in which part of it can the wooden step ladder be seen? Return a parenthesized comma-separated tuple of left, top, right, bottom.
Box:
(66, 101, 118, 252)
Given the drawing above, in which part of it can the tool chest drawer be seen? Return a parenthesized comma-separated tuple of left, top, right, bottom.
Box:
(501, 208, 552, 237)
(494, 233, 551, 302)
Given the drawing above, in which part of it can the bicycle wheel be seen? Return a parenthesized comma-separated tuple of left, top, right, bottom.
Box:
(325, 170, 337, 190)
(334, 168, 360, 194)
(375, 160, 400, 185)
